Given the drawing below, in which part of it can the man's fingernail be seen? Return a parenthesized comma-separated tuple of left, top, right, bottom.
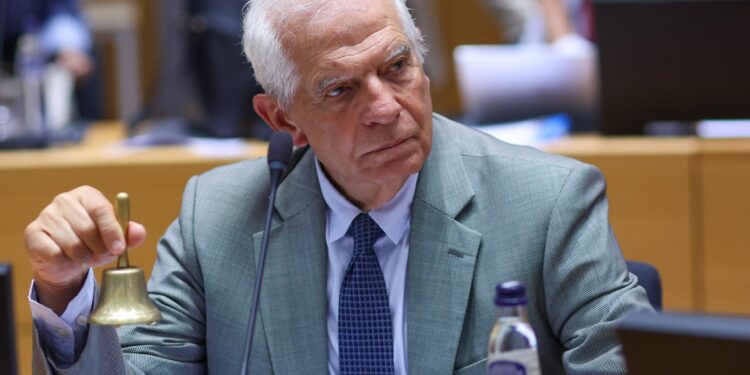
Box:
(111, 240, 125, 253)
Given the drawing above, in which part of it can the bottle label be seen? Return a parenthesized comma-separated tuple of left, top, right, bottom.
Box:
(487, 349, 541, 375)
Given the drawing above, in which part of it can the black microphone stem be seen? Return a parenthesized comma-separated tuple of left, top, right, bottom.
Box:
(240, 169, 281, 375)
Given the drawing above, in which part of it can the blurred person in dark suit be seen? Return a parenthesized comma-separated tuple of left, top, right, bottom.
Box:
(187, 0, 269, 139)
(143, 0, 270, 139)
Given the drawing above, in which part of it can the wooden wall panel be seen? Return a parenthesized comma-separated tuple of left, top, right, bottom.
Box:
(559, 153, 697, 311)
(700, 142, 750, 314)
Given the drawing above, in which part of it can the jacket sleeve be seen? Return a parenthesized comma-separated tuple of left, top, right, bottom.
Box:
(32, 176, 208, 375)
(542, 163, 654, 374)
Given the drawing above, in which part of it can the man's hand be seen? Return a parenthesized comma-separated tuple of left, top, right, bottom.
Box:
(56, 49, 93, 79)
(24, 186, 147, 315)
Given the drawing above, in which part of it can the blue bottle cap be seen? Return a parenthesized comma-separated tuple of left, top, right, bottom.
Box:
(495, 281, 528, 306)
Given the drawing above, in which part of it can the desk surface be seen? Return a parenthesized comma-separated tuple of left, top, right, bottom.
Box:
(6, 123, 750, 169)
(0, 123, 268, 170)
(548, 135, 750, 156)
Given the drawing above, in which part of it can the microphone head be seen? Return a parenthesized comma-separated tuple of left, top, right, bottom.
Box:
(267, 132, 293, 171)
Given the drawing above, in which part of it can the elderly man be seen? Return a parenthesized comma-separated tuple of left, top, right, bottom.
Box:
(25, 0, 652, 374)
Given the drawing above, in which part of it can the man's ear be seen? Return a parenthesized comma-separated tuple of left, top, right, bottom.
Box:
(253, 94, 309, 147)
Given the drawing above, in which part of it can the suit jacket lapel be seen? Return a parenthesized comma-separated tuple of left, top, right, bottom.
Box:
(408, 119, 482, 373)
(252, 149, 330, 373)
(248, 120, 482, 373)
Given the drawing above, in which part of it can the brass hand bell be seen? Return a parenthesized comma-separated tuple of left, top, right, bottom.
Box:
(89, 193, 162, 326)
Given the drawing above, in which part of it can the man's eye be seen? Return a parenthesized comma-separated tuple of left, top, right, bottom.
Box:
(326, 87, 347, 98)
(388, 59, 407, 73)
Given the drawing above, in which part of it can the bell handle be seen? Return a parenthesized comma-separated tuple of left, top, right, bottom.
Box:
(115, 192, 130, 269)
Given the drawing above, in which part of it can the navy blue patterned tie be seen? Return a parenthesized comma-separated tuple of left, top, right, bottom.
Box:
(339, 213, 395, 374)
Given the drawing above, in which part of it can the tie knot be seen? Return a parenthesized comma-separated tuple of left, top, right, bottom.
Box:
(347, 213, 384, 255)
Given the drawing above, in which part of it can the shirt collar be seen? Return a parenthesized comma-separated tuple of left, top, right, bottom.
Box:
(314, 158, 418, 245)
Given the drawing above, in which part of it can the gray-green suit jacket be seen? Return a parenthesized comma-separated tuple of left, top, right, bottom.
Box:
(33, 114, 652, 374)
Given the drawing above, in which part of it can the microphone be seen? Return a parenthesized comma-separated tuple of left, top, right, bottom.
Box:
(267, 131, 294, 175)
(241, 132, 293, 375)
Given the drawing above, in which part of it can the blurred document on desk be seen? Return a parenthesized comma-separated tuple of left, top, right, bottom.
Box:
(187, 138, 252, 158)
(472, 114, 570, 148)
(109, 137, 260, 159)
(454, 41, 597, 126)
(697, 120, 750, 139)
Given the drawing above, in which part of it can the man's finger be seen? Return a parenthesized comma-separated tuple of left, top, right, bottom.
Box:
(26, 225, 74, 269)
(77, 187, 125, 255)
(57, 193, 109, 256)
(127, 221, 147, 249)
(46, 215, 94, 265)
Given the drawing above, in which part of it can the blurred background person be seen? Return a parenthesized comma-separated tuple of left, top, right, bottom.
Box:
(1, 0, 102, 120)
(483, 0, 594, 44)
(133, 0, 270, 140)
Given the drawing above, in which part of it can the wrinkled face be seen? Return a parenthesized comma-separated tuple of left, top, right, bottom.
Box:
(280, 0, 433, 192)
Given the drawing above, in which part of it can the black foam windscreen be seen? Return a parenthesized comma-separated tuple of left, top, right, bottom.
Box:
(267, 132, 293, 169)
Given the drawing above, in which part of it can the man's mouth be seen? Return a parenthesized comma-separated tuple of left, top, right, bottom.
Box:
(369, 137, 410, 155)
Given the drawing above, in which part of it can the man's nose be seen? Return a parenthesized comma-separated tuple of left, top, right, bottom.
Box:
(361, 76, 401, 126)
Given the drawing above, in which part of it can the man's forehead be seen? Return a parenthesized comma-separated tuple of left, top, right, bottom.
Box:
(320, 29, 409, 64)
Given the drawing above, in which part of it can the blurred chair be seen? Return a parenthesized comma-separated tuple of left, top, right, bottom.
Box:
(626, 260, 662, 311)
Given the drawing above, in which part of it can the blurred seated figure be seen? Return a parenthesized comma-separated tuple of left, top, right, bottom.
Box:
(2, 0, 92, 76)
(135, 0, 271, 140)
(1, 0, 101, 120)
(457, 0, 597, 132)
(0, 0, 100, 149)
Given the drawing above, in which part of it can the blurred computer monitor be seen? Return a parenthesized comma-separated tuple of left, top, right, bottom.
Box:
(596, 0, 750, 135)
(618, 311, 750, 374)
(1, 264, 18, 375)
(453, 43, 598, 132)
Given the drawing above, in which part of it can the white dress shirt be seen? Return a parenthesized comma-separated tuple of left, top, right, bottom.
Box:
(29, 158, 418, 374)
(28, 268, 94, 368)
(315, 159, 417, 375)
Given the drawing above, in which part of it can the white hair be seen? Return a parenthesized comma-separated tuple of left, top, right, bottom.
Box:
(242, 0, 426, 109)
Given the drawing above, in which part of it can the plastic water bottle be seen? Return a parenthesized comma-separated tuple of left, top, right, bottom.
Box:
(487, 281, 541, 375)
(15, 17, 46, 137)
